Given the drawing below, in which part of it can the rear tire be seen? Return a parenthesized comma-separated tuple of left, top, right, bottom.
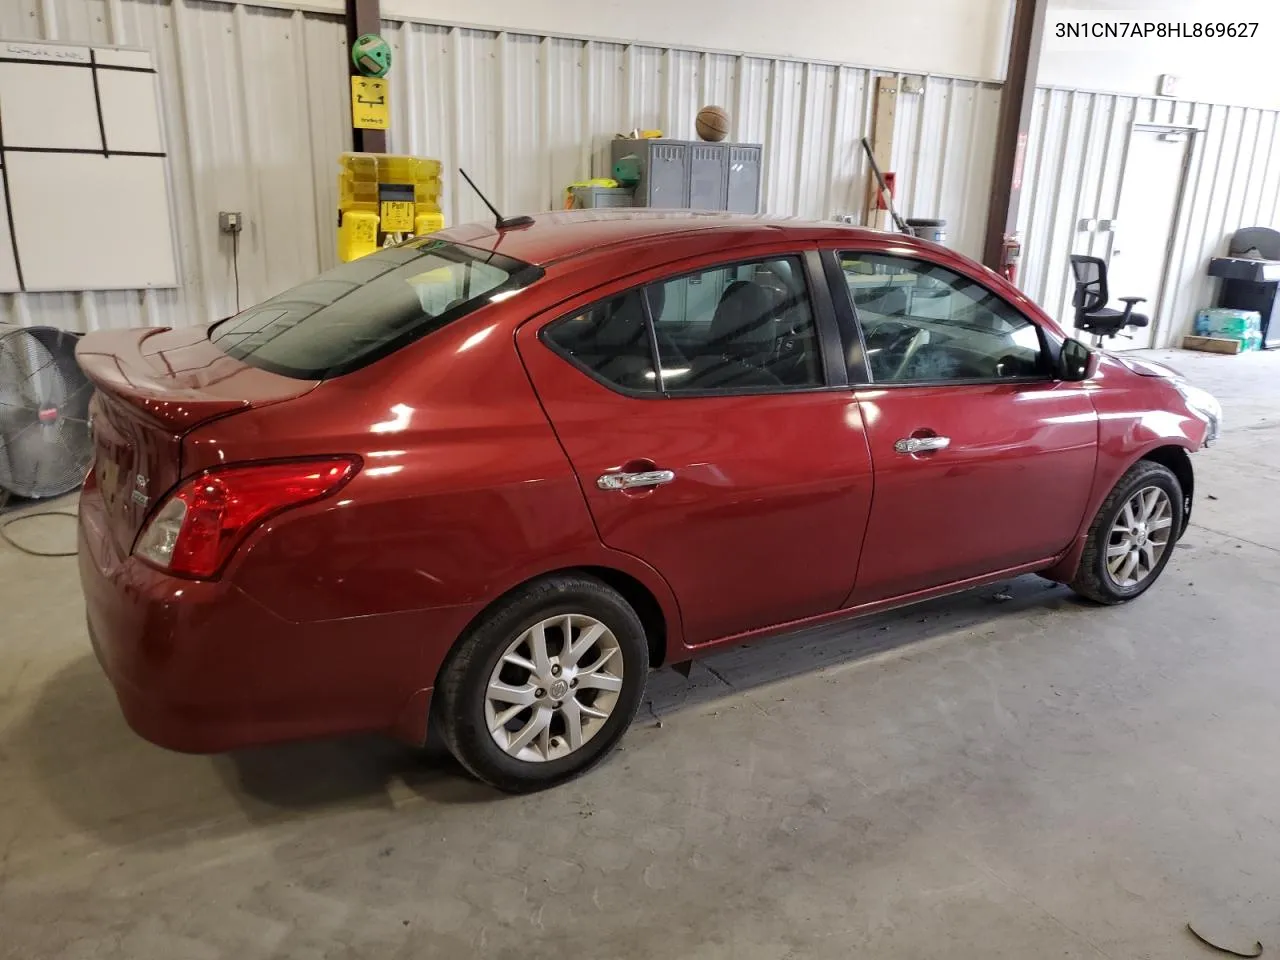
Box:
(1070, 460, 1183, 605)
(436, 574, 649, 793)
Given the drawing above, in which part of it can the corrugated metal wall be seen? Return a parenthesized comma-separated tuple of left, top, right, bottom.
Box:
(7, 0, 1001, 333)
(1017, 86, 1280, 347)
(383, 21, 1003, 257)
(0, 0, 351, 333)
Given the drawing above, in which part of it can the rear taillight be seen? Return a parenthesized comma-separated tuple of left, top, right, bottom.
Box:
(133, 458, 359, 578)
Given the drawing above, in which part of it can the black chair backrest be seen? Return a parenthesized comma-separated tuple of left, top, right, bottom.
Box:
(709, 279, 776, 352)
(1069, 255, 1108, 313)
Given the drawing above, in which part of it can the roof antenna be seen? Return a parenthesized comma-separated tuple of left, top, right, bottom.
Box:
(459, 168, 534, 230)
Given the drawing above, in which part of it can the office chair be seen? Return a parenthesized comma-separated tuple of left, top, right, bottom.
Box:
(1068, 255, 1149, 341)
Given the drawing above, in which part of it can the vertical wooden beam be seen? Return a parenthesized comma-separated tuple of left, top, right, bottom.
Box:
(982, 0, 1048, 269)
(346, 0, 386, 153)
(864, 75, 898, 230)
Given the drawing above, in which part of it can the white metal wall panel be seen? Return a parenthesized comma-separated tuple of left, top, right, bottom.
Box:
(387, 23, 1002, 255)
(735, 57, 773, 148)
(9, 0, 1000, 333)
(825, 67, 871, 220)
(0, 0, 349, 333)
(1019, 85, 1280, 348)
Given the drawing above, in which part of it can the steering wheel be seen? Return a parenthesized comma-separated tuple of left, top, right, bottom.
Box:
(993, 353, 1029, 378)
(868, 323, 929, 380)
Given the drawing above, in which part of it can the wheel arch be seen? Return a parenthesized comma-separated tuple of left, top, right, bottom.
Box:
(434, 565, 673, 693)
(1138, 444, 1194, 534)
(1041, 441, 1196, 585)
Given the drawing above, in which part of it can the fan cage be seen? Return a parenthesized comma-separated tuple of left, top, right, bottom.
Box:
(0, 323, 94, 501)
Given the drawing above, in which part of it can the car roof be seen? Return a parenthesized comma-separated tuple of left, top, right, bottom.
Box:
(435, 209, 919, 267)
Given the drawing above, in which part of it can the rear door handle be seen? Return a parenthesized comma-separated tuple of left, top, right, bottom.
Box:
(597, 469, 676, 491)
(894, 436, 951, 455)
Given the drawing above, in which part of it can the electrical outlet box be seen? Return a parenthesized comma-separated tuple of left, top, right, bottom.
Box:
(219, 211, 243, 234)
(901, 76, 925, 95)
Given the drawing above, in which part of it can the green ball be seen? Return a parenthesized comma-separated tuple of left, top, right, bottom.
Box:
(352, 33, 391, 78)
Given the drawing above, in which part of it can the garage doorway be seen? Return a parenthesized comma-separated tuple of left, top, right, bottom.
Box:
(1104, 126, 1193, 349)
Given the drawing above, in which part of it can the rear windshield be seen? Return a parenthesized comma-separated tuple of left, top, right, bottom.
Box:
(210, 239, 543, 379)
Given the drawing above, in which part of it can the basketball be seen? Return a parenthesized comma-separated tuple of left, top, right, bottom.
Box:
(695, 105, 730, 142)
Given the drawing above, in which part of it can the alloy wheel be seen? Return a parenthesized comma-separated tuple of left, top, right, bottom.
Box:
(1105, 485, 1174, 588)
(484, 614, 624, 762)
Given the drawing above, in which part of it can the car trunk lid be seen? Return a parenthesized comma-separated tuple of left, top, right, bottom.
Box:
(76, 326, 317, 554)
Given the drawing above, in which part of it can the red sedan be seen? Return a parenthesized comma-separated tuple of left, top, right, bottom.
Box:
(77, 212, 1221, 791)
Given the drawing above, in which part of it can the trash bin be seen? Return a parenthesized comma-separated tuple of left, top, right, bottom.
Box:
(906, 218, 947, 245)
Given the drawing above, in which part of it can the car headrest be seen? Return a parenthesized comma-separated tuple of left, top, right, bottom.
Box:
(591, 293, 648, 351)
(709, 280, 775, 350)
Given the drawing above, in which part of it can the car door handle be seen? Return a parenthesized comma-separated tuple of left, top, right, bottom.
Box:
(894, 436, 951, 455)
(597, 469, 676, 491)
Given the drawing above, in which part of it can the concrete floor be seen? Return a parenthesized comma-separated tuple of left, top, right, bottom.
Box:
(2, 348, 1279, 959)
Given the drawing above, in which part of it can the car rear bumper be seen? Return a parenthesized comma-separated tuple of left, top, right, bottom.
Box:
(78, 493, 471, 753)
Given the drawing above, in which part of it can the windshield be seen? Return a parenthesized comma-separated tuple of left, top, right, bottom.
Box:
(210, 239, 543, 379)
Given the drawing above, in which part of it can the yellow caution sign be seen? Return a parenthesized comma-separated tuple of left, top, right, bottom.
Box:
(380, 200, 414, 232)
(352, 76, 389, 130)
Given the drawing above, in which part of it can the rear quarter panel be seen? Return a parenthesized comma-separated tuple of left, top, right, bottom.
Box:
(181, 308, 684, 684)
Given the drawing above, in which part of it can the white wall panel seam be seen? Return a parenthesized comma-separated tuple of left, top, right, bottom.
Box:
(1058, 94, 1096, 323)
(1087, 96, 1117, 261)
(792, 62, 810, 216)
(932, 80, 955, 220)
(821, 68, 842, 220)
(580, 41, 594, 181)
(447, 27, 462, 226)
(170, 0, 215, 324)
(1248, 113, 1276, 228)
(232, 3, 264, 306)
(1022, 91, 1053, 305)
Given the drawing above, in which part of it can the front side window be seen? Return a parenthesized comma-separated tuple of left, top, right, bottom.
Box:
(645, 256, 824, 392)
(211, 239, 543, 379)
(839, 252, 1048, 383)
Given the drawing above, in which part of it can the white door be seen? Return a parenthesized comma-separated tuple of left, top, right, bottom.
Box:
(1105, 128, 1190, 349)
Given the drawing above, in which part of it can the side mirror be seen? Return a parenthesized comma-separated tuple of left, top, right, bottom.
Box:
(1057, 337, 1092, 382)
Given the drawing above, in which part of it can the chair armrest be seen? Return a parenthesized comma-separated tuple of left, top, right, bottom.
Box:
(1117, 295, 1145, 324)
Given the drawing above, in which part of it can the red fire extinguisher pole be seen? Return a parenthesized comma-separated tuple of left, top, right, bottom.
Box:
(1001, 234, 1022, 286)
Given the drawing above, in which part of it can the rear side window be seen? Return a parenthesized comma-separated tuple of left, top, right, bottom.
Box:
(211, 239, 543, 379)
(543, 290, 658, 394)
(647, 256, 823, 391)
(541, 254, 825, 396)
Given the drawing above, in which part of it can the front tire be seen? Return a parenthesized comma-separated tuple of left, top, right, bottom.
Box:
(1070, 460, 1184, 604)
(436, 574, 649, 793)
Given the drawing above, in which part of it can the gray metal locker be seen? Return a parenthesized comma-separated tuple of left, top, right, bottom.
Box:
(689, 143, 728, 210)
(646, 142, 689, 207)
(611, 138, 762, 213)
(611, 139, 690, 208)
(726, 145, 763, 214)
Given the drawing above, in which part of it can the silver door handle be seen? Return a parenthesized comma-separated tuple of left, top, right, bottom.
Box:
(894, 436, 950, 455)
(597, 469, 676, 491)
